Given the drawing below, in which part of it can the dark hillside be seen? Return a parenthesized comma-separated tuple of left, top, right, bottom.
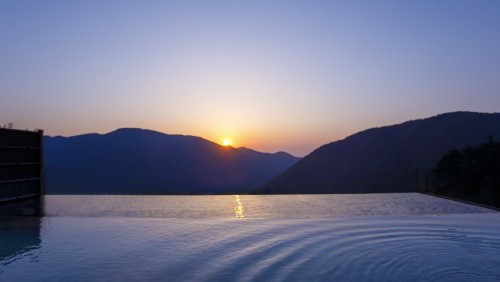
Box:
(45, 128, 299, 194)
(259, 112, 500, 194)
(426, 138, 500, 207)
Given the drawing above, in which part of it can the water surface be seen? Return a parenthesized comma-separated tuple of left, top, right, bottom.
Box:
(1, 193, 499, 282)
(44, 193, 492, 218)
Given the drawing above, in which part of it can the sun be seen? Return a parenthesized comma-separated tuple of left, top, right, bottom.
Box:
(222, 138, 232, 146)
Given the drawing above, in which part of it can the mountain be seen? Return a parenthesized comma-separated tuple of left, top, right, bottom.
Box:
(44, 128, 299, 194)
(259, 112, 500, 194)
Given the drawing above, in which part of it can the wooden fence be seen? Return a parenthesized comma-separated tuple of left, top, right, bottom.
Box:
(0, 128, 44, 203)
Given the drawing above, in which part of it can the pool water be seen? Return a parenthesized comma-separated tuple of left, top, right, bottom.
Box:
(1, 193, 499, 281)
(43, 193, 492, 218)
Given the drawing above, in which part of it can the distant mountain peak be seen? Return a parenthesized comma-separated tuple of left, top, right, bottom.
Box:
(44, 128, 300, 195)
(259, 112, 500, 194)
(108, 127, 149, 134)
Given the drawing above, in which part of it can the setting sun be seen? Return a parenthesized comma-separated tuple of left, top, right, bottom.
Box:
(222, 139, 232, 146)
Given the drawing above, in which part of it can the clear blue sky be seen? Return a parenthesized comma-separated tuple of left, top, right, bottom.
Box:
(1, 1, 499, 156)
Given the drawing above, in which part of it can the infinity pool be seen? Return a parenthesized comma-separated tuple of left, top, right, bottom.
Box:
(1, 193, 499, 281)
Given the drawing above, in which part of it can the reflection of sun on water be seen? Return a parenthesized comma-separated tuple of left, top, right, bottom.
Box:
(234, 195, 244, 218)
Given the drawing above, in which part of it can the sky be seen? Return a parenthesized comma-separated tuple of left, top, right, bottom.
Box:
(1, 1, 500, 156)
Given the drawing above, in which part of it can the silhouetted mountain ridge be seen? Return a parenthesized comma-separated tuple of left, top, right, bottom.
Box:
(44, 128, 299, 194)
(259, 112, 500, 194)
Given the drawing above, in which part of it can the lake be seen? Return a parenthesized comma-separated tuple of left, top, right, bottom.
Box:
(1, 193, 499, 281)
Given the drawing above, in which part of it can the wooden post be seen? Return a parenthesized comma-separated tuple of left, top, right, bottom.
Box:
(38, 130, 44, 197)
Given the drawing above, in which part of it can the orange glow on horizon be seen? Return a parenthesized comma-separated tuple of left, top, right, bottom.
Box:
(222, 138, 232, 146)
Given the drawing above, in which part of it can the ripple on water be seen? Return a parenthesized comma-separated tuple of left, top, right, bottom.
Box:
(142, 215, 500, 282)
(1, 199, 499, 281)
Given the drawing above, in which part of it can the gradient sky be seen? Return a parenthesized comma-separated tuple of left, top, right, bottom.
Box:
(1, 1, 499, 156)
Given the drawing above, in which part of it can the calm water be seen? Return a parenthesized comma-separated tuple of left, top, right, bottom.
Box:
(44, 193, 492, 218)
(1, 193, 499, 281)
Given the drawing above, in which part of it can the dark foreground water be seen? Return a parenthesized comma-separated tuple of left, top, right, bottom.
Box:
(1, 193, 499, 281)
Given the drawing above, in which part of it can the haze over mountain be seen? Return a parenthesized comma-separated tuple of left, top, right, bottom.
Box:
(44, 128, 299, 194)
(259, 112, 500, 194)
